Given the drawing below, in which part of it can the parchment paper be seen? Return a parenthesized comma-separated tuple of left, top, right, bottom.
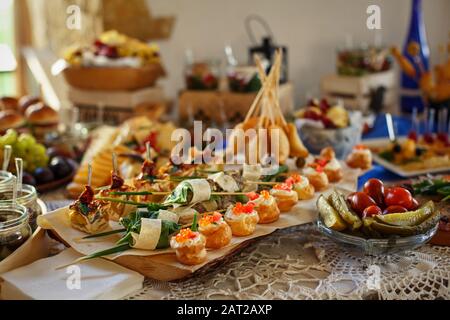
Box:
(38, 165, 360, 274)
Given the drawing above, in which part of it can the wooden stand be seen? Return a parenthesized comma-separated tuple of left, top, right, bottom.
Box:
(321, 70, 397, 112)
(178, 82, 294, 125)
(68, 86, 167, 125)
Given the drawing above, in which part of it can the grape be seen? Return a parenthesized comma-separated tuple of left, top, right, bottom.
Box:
(0, 129, 18, 147)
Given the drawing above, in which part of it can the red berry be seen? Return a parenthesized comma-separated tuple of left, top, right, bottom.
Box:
(408, 131, 418, 142)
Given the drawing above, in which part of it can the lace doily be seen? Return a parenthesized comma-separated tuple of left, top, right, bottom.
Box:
(126, 224, 450, 300)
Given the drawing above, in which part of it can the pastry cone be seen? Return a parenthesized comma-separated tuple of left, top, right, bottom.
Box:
(284, 122, 309, 158)
(269, 124, 290, 164)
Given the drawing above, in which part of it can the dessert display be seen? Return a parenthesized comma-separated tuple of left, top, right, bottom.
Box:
(64, 30, 161, 68)
(295, 98, 363, 158)
(317, 179, 440, 241)
(62, 30, 165, 91)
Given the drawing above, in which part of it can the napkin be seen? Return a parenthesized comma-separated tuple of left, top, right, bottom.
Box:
(0, 248, 144, 300)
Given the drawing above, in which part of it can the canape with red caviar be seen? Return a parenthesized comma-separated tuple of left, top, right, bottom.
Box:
(247, 190, 280, 224)
(269, 181, 298, 212)
(285, 174, 315, 200)
(198, 211, 232, 249)
(170, 214, 207, 265)
(224, 202, 259, 236)
(346, 144, 372, 170)
(303, 163, 329, 191)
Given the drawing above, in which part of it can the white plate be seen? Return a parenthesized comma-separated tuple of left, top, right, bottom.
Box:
(364, 137, 450, 178)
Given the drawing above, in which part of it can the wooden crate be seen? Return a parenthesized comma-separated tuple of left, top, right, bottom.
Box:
(320, 70, 397, 112)
(178, 82, 294, 126)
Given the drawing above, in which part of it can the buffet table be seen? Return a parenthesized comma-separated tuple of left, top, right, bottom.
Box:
(37, 114, 450, 300)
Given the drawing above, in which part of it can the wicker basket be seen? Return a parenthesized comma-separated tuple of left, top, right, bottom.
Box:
(63, 64, 165, 91)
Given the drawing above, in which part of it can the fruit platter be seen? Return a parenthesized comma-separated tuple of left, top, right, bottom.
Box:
(316, 178, 440, 254)
(295, 98, 363, 158)
(0, 129, 78, 193)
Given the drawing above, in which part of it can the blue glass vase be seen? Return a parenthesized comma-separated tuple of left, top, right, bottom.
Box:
(400, 0, 430, 113)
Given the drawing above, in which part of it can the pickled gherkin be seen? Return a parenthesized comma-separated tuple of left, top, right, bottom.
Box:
(374, 201, 434, 227)
(317, 195, 347, 231)
(328, 190, 362, 230)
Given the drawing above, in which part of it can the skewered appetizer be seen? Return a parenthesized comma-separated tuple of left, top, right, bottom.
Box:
(346, 144, 373, 170)
(270, 182, 298, 212)
(133, 160, 173, 203)
(98, 172, 137, 221)
(68, 185, 109, 234)
(170, 227, 207, 265)
(303, 164, 329, 191)
(247, 190, 280, 224)
(225, 202, 259, 236)
(198, 211, 232, 249)
(285, 174, 315, 200)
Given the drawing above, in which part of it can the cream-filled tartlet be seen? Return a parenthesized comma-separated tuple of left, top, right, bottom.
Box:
(198, 211, 232, 249)
(285, 174, 315, 200)
(225, 202, 259, 236)
(270, 182, 298, 212)
(247, 190, 280, 224)
(346, 145, 372, 170)
(303, 165, 329, 191)
(170, 228, 207, 265)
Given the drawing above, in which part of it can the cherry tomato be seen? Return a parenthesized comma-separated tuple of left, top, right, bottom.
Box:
(383, 205, 408, 215)
(363, 178, 385, 207)
(347, 192, 377, 216)
(363, 205, 382, 218)
(410, 198, 419, 210)
(384, 187, 413, 209)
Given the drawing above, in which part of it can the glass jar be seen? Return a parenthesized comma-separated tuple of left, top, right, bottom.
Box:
(184, 59, 221, 91)
(0, 203, 31, 262)
(0, 171, 14, 187)
(0, 184, 42, 231)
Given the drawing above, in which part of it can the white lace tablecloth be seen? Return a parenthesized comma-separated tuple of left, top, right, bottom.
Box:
(126, 224, 450, 300)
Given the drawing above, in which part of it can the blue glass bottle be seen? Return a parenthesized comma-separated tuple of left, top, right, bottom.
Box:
(400, 0, 430, 113)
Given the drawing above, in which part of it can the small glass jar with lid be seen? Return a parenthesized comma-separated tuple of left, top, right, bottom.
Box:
(0, 171, 14, 188)
(0, 203, 31, 262)
(0, 184, 42, 231)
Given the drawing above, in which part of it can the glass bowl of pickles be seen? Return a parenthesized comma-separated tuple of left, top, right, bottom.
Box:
(316, 179, 440, 255)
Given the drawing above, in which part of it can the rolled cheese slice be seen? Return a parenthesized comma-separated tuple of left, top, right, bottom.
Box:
(157, 209, 179, 223)
(185, 179, 211, 203)
(208, 172, 239, 192)
(131, 218, 161, 250)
